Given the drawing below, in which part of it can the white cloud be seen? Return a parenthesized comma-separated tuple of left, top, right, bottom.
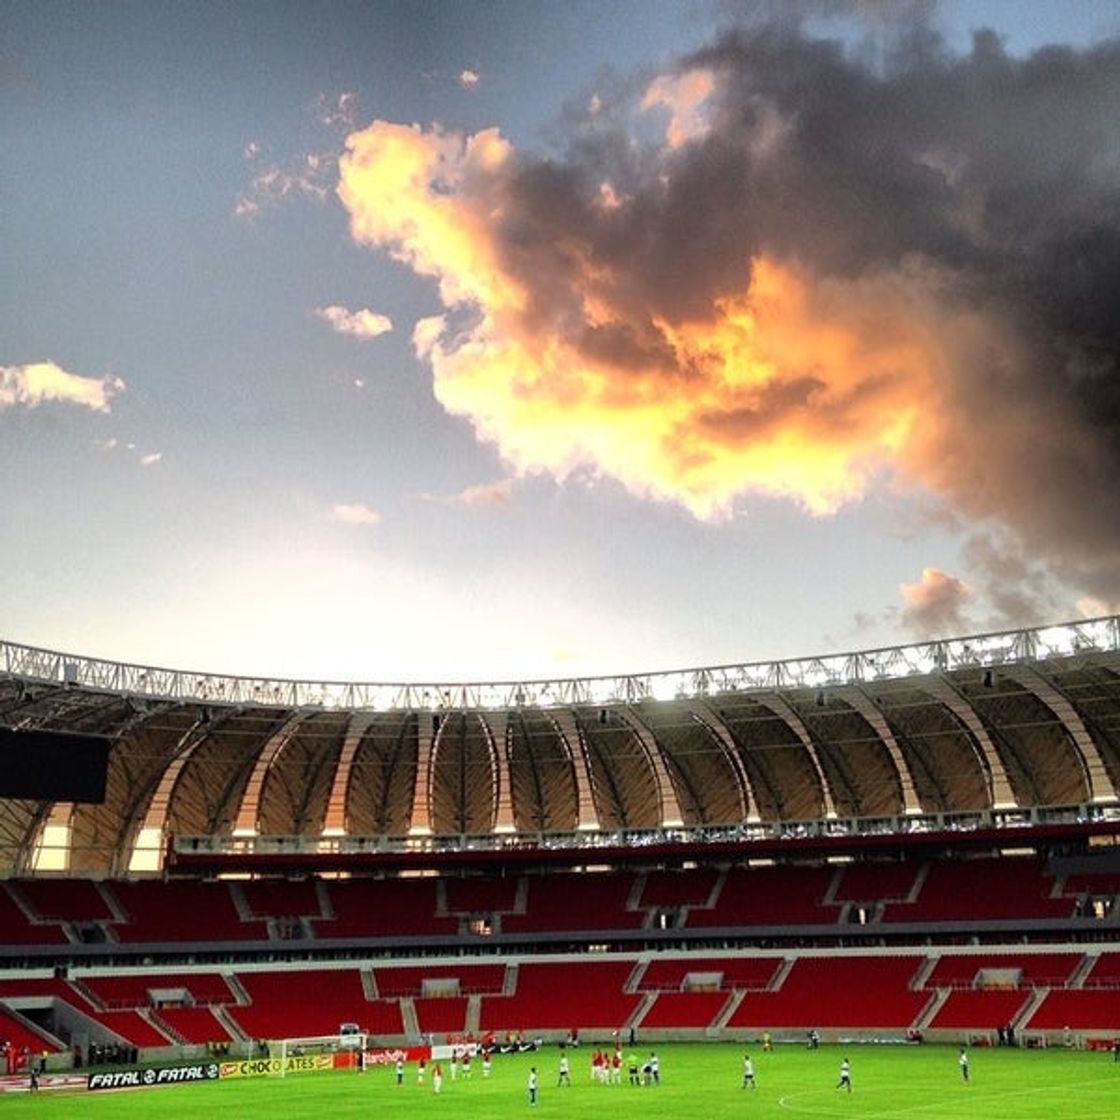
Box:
(315, 304, 393, 340)
(139, 451, 163, 467)
(243, 140, 262, 161)
(423, 479, 516, 508)
(459, 69, 480, 88)
(0, 361, 124, 412)
(315, 91, 359, 129)
(235, 155, 333, 219)
(332, 502, 381, 526)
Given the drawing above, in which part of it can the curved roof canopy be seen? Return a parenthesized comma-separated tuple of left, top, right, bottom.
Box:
(1, 618, 1118, 876)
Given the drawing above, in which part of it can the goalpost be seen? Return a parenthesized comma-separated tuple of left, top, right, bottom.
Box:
(264, 1031, 370, 1077)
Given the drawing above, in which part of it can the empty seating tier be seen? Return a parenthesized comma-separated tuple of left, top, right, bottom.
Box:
(881, 858, 1071, 923)
(638, 956, 780, 991)
(228, 969, 402, 1040)
(639, 869, 719, 908)
(639, 991, 729, 1029)
(0, 887, 67, 944)
(479, 960, 641, 1031)
(687, 866, 835, 927)
(924, 954, 1082, 988)
(443, 877, 519, 914)
(831, 862, 918, 902)
(239, 879, 322, 918)
(153, 1006, 235, 1044)
(502, 874, 640, 933)
(314, 879, 455, 939)
(373, 964, 506, 998)
(928, 990, 1030, 1029)
(80, 972, 236, 1009)
(15, 879, 114, 922)
(110, 881, 267, 942)
(727, 956, 927, 1029)
(1025, 990, 1120, 1030)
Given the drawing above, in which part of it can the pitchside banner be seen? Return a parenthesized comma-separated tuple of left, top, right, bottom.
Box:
(219, 1055, 334, 1079)
(88, 1063, 220, 1091)
(364, 1046, 430, 1066)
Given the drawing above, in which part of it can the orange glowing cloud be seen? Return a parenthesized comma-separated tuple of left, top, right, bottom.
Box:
(900, 567, 972, 637)
(337, 118, 1004, 520)
(641, 69, 715, 148)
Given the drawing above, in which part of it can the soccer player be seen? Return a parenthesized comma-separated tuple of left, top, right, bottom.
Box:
(558, 1052, 571, 1086)
(741, 1054, 756, 1089)
(958, 1048, 970, 1083)
(395, 1057, 404, 1085)
(432, 1063, 442, 1094)
(482, 1051, 492, 1078)
(417, 1056, 426, 1085)
(836, 1057, 852, 1093)
(649, 1051, 660, 1085)
(528, 1066, 538, 1106)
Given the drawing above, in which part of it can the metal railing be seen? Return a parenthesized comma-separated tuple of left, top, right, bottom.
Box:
(172, 801, 1120, 859)
(3, 615, 1118, 712)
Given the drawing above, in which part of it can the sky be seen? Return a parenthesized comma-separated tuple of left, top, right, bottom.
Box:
(3, 0, 1120, 684)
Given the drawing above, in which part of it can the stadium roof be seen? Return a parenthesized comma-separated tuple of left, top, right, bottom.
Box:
(1, 616, 1118, 877)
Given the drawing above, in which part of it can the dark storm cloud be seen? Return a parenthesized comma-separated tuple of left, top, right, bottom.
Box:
(486, 22, 1120, 598)
(340, 14, 1120, 602)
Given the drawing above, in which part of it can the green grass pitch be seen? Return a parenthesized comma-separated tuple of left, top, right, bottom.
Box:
(9, 1043, 1118, 1118)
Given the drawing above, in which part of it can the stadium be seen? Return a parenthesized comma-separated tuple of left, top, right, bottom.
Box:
(0, 615, 1118, 1112)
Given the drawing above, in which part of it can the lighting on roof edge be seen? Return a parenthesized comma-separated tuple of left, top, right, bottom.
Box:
(1, 616, 1117, 712)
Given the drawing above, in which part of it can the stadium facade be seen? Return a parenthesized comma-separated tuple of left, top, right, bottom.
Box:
(1, 619, 1119, 1073)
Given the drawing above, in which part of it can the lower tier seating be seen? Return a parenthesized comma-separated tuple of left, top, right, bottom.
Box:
(726, 957, 929, 1029)
(928, 990, 1030, 1029)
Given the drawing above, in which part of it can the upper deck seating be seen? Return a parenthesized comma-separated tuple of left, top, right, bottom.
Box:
(16, 879, 114, 922)
(502, 874, 641, 933)
(239, 879, 323, 918)
(881, 858, 1071, 923)
(831, 862, 919, 903)
(109, 881, 267, 942)
(443, 878, 519, 914)
(313, 879, 455, 939)
(0, 886, 67, 944)
(639, 869, 720, 909)
(687, 866, 835, 927)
